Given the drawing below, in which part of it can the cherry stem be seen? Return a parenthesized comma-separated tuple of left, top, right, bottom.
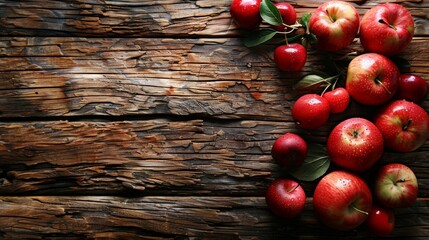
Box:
(352, 206, 369, 215)
(320, 74, 340, 96)
(285, 22, 303, 29)
(321, 82, 332, 96)
(280, 22, 303, 41)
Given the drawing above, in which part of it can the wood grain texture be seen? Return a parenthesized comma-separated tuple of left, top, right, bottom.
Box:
(0, 0, 427, 37)
(0, 120, 427, 196)
(0, 196, 427, 239)
(0, 37, 428, 119)
(1, 0, 429, 238)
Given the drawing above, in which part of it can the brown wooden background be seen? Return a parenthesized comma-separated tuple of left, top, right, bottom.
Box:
(0, 0, 428, 239)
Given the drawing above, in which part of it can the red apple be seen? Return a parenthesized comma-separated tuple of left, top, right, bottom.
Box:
(274, 43, 307, 72)
(309, 0, 360, 52)
(327, 118, 384, 172)
(291, 94, 330, 130)
(346, 53, 399, 106)
(395, 74, 429, 104)
(360, 3, 415, 56)
(265, 179, 306, 220)
(271, 133, 307, 168)
(313, 171, 372, 231)
(272, 2, 297, 32)
(374, 100, 429, 152)
(374, 163, 418, 208)
(366, 204, 395, 237)
(230, 0, 262, 30)
(322, 87, 350, 113)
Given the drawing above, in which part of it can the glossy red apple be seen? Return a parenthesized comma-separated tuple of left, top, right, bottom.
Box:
(360, 3, 415, 56)
(309, 0, 360, 52)
(291, 94, 330, 130)
(271, 133, 307, 168)
(374, 163, 418, 208)
(322, 87, 350, 113)
(374, 100, 429, 152)
(327, 118, 384, 172)
(272, 2, 297, 31)
(395, 74, 429, 104)
(366, 204, 395, 237)
(274, 43, 307, 72)
(313, 171, 372, 231)
(230, 0, 262, 30)
(265, 179, 306, 220)
(346, 53, 399, 106)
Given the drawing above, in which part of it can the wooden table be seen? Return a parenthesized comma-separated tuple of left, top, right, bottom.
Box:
(0, 0, 428, 239)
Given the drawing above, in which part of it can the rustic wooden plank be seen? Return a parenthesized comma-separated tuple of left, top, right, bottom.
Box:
(0, 37, 428, 119)
(0, 196, 427, 239)
(0, 1, 426, 239)
(0, 120, 427, 196)
(0, 0, 427, 37)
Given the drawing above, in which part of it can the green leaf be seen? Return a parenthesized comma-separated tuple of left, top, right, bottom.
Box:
(301, 32, 317, 49)
(260, 0, 283, 26)
(307, 33, 318, 45)
(244, 29, 278, 47)
(293, 74, 335, 92)
(287, 144, 330, 182)
(301, 13, 311, 29)
(276, 35, 303, 45)
(288, 35, 303, 43)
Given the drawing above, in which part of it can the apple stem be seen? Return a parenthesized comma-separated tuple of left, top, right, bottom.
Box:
(352, 206, 369, 215)
(287, 183, 300, 193)
(326, 10, 336, 23)
(378, 19, 397, 30)
(375, 78, 392, 95)
(397, 178, 406, 183)
(403, 119, 412, 131)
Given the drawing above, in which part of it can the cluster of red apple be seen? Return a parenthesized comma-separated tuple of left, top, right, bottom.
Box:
(230, 0, 429, 236)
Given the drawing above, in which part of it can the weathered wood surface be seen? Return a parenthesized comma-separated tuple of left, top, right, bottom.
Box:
(0, 37, 428, 119)
(0, 120, 427, 196)
(1, 0, 429, 239)
(0, 0, 428, 37)
(0, 196, 427, 239)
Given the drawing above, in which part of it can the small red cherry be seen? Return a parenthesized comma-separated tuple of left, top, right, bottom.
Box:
(292, 94, 331, 130)
(274, 43, 307, 72)
(322, 87, 350, 113)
